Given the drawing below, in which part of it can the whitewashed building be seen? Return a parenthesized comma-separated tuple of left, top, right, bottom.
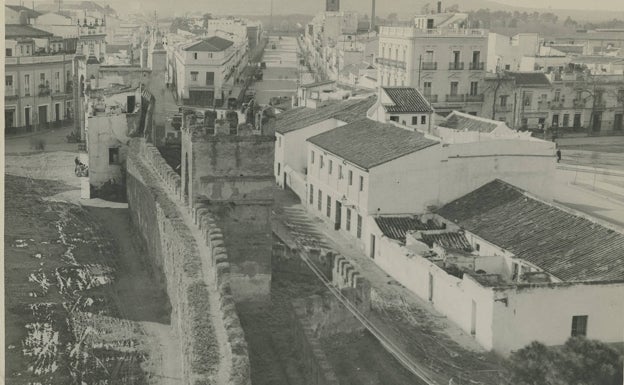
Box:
(370, 179, 624, 355)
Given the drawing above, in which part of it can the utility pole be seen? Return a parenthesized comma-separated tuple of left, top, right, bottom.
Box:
(269, 0, 273, 33)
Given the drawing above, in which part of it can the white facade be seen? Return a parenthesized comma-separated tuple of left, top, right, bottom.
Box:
(370, 219, 624, 356)
(487, 33, 540, 73)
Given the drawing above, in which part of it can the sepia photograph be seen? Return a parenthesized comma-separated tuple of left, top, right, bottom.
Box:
(2, 0, 624, 384)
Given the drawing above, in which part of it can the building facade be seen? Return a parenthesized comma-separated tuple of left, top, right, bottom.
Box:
(5, 25, 75, 134)
(173, 36, 247, 107)
(377, 24, 488, 116)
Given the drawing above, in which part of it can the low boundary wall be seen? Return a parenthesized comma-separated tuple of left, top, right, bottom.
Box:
(127, 138, 250, 385)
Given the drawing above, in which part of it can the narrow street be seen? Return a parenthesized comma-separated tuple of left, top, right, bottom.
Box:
(254, 35, 315, 105)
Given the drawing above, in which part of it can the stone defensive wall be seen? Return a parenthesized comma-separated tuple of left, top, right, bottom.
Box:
(126, 138, 251, 385)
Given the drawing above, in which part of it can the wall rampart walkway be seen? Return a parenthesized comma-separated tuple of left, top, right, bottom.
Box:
(126, 138, 251, 385)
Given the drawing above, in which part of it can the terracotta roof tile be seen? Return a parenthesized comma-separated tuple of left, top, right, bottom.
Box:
(375, 216, 444, 243)
(270, 97, 376, 134)
(421, 232, 472, 251)
(383, 87, 434, 113)
(437, 179, 624, 282)
(308, 119, 438, 169)
(184, 36, 233, 52)
(439, 112, 499, 133)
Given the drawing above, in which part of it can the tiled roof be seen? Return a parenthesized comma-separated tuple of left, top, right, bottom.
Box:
(421, 232, 472, 251)
(437, 179, 624, 282)
(382, 87, 434, 113)
(5, 5, 42, 18)
(375, 216, 444, 243)
(439, 112, 499, 133)
(184, 36, 233, 52)
(5, 24, 53, 39)
(300, 80, 335, 89)
(308, 119, 438, 169)
(506, 71, 551, 86)
(270, 97, 376, 134)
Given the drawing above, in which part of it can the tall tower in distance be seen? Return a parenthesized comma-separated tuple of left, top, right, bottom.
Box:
(370, 0, 376, 31)
(326, 0, 339, 12)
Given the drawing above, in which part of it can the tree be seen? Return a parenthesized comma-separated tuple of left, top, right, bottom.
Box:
(510, 337, 623, 385)
(445, 4, 460, 12)
(387, 13, 398, 23)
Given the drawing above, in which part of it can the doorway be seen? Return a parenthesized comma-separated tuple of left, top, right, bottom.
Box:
(127, 95, 136, 113)
(428, 273, 434, 302)
(369, 234, 376, 259)
(614, 114, 623, 131)
(471, 300, 477, 335)
(5, 109, 15, 133)
(38, 105, 48, 127)
(283, 171, 287, 189)
(25, 107, 31, 129)
(55, 103, 61, 121)
(335, 201, 342, 230)
(592, 112, 602, 132)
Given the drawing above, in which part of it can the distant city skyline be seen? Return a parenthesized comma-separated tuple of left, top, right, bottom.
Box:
(12, 0, 624, 15)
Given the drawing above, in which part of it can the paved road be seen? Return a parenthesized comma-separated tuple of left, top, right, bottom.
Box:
(254, 36, 314, 105)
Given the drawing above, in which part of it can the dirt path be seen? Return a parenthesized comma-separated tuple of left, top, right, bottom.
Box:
(85, 207, 183, 384)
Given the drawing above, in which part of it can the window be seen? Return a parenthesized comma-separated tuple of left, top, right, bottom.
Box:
(359, 176, 364, 192)
(6, 48, 12, 57)
(389, 115, 399, 122)
(309, 184, 314, 204)
(470, 81, 478, 96)
(20, 45, 24, 55)
(54, 72, 60, 92)
(571, 315, 588, 337)
(328, 159, 333, 174)
(191, 72, 198, 81)
(552, 114, 559, 127)
(108, 148, 120, 164)
(278, 136, 281, 147)
(194, 52, 198, 60)
(318, 189, 322, 211)
(326, 196, 332, 217)
(421, 115, 426, 124)
(320, 155, 324, 169)
(500, 95, 508, 107)
(277, 163, 280, 176)
(346, 209, 351, 231)
(554, 90, 561, 102)
(563, 114, 570, 127)
(357, 214, 362, 239)
(24, 74, 30, 95)
(453, 50, 460, 64)
(6, 75, 13, 88)
(339, 165, 343, 179)
(348, 170, 353, 185)
(450, 81, 459, 96)
(573, 114, 581, 128)
(472, 51, 480, 65)
(89, 42, 94, 55)
(523, 93, 532, 106)
(423, 82, 432, 95)
(26, 45, 30, 54)
(206, 72, 214, 85)
(425, 50, 434, 62)
(40, 73, 46, 86)
(311, 151, 315, 164)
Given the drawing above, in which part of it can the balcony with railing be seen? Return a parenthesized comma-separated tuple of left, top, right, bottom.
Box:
(550, 100, 565, 109)
(469, 61, 484, 70)
(446, 94, 465, 102)
(380, 26, 487, 38)
(422, 61, 437, 70)
(5, 88, 18, 99)
(424, 94, 438, 103)
(573, 99, 586, 108)
(38, 84, 51, 97)
(448, 62, 464, 70)
(465, 94, 484, 102)
(593, 100, 607, 110)
(496, 104, 513, 112)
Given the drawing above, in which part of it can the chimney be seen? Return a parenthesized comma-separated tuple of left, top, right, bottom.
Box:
(437, 1, 442, 13)
(370, 0, 376, 32)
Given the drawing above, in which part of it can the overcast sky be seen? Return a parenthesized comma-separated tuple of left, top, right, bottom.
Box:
(20, 0, 624, 15)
